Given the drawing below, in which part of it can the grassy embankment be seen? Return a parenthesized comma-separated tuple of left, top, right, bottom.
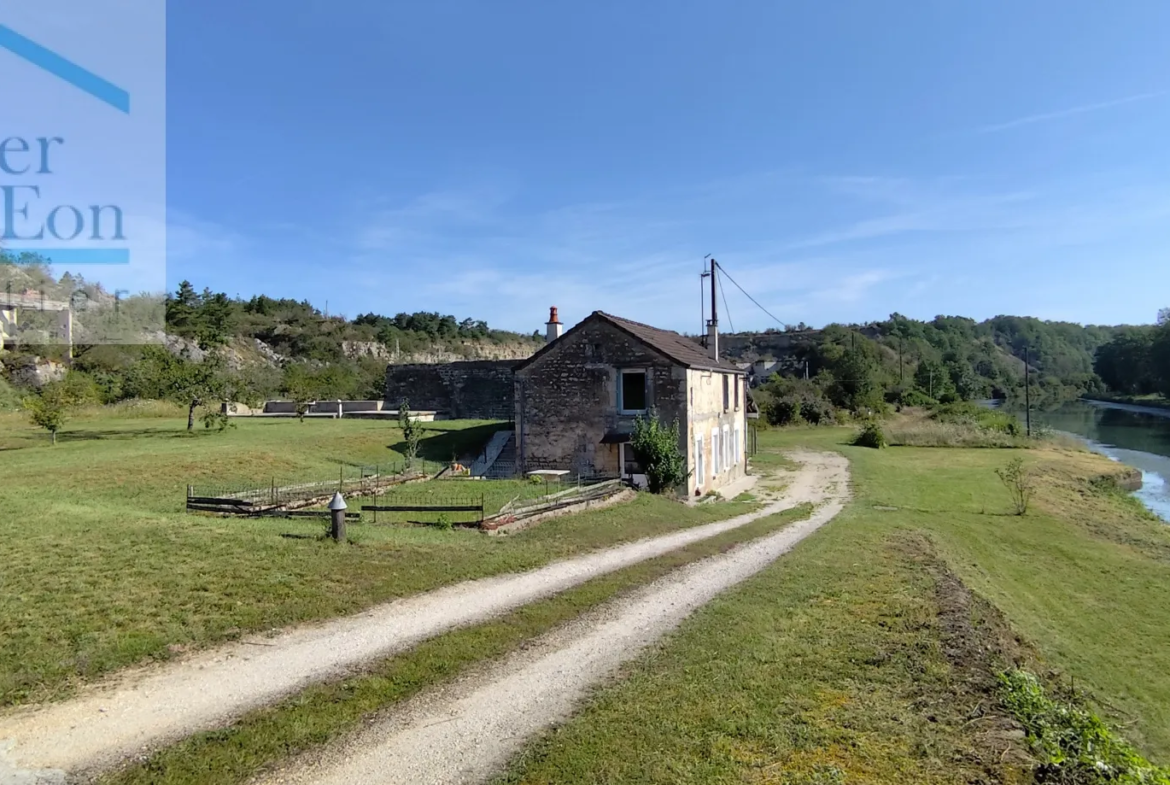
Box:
(1083, 392, 1170, 412)
(0, 409, 759, 707)
(500, 426, 1170, 783)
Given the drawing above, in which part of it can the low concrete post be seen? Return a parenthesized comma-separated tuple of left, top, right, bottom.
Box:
(328, 492, 348, 543)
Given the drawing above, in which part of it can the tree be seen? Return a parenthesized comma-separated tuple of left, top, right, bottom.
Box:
(830, 346, 884, 412)
(398, 397, 423, 467)
(172, 357, 228, 432)
(914, 358, 955, 401)
(123, 347, 228, 431)
(1094, 328, 1156, 395)
(166, 281, 200, 337)
(23, 380, 77, 444)
(630, 411, 689, 494)
(195, 290, 235, 349)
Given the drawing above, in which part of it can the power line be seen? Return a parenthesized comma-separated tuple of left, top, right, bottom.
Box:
(717, 266, 734, 333)
(715, 261, 789, 330)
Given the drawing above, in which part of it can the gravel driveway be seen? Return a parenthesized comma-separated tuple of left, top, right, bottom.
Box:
(0, 451, 846, 785)
(259, 451, 850, 785)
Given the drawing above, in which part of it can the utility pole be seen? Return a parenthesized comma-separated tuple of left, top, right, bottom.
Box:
(1024, 347, 1032, 438)
(706, 257, 719, 360)
(898, 337, 904, 384)
(699, 272, 706, 342)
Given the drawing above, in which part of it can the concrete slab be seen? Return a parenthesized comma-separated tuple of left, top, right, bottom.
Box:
(714, 473, 758, 501)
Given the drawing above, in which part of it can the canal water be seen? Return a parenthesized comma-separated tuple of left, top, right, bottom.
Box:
(1024, 400, 1170, 522)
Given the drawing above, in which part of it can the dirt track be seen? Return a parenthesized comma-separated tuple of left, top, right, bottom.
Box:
(259, 451, 850, 785)
(0, 451, 846, 785)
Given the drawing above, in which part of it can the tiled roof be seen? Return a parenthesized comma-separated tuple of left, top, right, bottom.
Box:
(594, 312, 744, 373)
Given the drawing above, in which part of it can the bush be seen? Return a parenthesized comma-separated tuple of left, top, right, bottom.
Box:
(433, 513, 453, 532)
(767, 396, 802, 426)
(201, 408, 235, 432)
(853, 421, 887, 449)
(995, 456, 1034, 515)
(899, 388, 937, 408)
(631, 411, 689, 494)
(998, 670, 1170, 784)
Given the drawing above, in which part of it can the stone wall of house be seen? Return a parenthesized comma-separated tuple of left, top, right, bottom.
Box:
(686, 368, 748, 497)
(383, 360, 520, 420)
(514, 319, 688, 476)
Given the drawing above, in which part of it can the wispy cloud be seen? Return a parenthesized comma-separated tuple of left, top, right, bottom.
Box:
(977, 91, 1165, 134)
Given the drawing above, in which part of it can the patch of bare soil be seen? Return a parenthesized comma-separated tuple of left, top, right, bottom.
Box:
(892, 534, 1036, 782)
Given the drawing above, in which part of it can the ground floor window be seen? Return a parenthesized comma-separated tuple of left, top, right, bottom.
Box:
(619, 442, 644, 478)
(711, 428, 720, 477)
(695, 433, 704, 486)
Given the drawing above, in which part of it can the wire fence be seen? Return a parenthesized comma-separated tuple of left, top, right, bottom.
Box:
(186, 460, 625, 527)
(187, 459, 447, 509)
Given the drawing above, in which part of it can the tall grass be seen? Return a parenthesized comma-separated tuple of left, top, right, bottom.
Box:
(886, 420, 1025, 448)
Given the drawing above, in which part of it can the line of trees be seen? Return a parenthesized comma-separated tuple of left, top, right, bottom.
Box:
(755, 311, 1129, 426)
(1092, 309, 1170, 396)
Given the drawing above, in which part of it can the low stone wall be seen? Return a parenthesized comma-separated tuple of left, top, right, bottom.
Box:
(384, 360, 519, 420)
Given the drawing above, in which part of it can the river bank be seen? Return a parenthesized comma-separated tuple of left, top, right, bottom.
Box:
(1083, 394, 1170, 417)
(1024, 400, 1170, 523)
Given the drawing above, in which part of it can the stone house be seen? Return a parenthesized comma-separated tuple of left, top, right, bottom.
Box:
(513, 309, 748, 496)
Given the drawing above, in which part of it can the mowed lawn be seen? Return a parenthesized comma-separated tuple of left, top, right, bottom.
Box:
(0, 410, 757, 707)
(501, 428, 1170, 784)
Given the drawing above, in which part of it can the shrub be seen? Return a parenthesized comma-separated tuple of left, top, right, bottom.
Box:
(201, 408, 235, 432)
(853, 421, 887, 449)
(900, 388, 937, 408)
(998, 669, 1170, 784)
(995, 457, 1034, 515)
(767, 396, 802, 426)
(433, 513, 453, 532)
(631, 411, 689, 494)
(398, 397, 423, 467)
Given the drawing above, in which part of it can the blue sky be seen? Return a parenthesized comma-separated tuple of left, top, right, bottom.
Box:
(165, 0, 1170, 334)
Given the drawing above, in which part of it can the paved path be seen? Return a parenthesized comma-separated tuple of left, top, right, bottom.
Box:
(0, 452, 845, 785)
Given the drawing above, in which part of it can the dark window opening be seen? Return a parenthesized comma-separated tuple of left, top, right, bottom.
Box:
(622, 444, 644, 476)
(621, 370, 647, 412)
(722, 375, 730, 411)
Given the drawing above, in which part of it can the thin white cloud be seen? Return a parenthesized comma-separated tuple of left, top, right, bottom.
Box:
(977, 91, 1165, 134)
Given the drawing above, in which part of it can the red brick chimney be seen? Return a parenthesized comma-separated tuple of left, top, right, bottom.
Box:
(545, 306, 563, 343)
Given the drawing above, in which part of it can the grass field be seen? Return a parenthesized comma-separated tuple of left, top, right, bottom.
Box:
(499, 427, 1170, 783)
(0, 410, 757, 707)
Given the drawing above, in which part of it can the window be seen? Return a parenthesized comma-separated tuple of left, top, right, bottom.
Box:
(711, 428, 720, 477)
(722, 375, 730, 411)
(619, 370, 647, 413)
(620, 443, 644, 477)
(734, 376, 740, 410)
(733, 426, 740, 466)
(695, 433, 704, 487)
(723, 425, 731, 471)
